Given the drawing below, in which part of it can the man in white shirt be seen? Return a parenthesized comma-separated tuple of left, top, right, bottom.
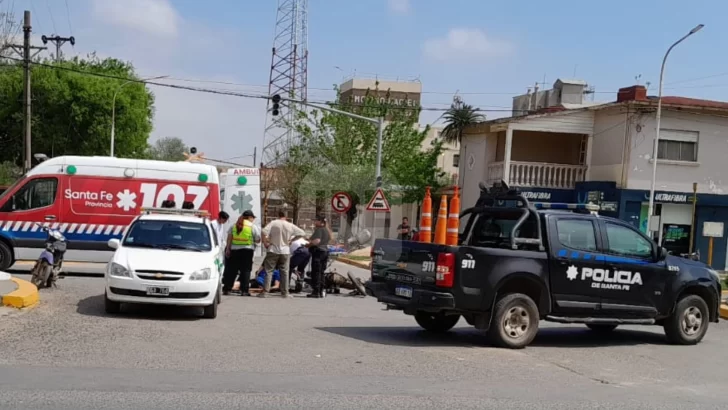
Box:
(261, 211, 306, 298)
(210, 211, 229, 249)
(289, 236, 310, 275)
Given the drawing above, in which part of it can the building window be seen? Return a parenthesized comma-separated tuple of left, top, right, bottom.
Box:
(657, 130, 698, 162)
(453, 154, 460, 168)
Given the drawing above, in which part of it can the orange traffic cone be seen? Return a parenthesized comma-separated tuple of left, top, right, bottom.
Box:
(420, 187, 432, 243)
(434, 194, 448, 245)
(446, 186, 460, 245)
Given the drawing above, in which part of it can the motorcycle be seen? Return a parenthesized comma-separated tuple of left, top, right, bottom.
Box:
(29, 223, 67, 289)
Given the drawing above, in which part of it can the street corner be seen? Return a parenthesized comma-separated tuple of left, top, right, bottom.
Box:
(1, 272, 39, 309)
(336, 257, 371, 270)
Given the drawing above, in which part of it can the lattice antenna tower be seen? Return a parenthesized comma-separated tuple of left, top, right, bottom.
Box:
(261, 0, 309, 166)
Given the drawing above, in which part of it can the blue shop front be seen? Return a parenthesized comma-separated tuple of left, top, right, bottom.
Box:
(516, 182, 728, 270)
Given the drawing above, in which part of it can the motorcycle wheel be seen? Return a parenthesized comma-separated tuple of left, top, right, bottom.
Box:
(30, 260, 51, 288)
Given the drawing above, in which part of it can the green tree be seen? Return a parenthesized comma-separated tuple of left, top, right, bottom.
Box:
(440, 103, 484, 144)
(0, 54, 154, 165)
(289, 87, 445, 238)
(148, 136, 188, 161)
(0, 1, 19, 58)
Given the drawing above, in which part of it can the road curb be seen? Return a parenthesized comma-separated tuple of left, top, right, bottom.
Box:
(336, 257, 370, 270)
(2, 277, 39, 308)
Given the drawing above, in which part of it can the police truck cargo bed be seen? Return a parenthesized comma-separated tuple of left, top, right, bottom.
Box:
(365, 183, 722, 349)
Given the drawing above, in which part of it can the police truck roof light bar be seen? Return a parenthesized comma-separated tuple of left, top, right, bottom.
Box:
(533, 202, 601, 212)
(140, 207, 210, 218)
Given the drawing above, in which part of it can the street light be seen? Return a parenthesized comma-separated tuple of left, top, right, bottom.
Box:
(110, 75, 169, 157)
(646, 24, 704, 238)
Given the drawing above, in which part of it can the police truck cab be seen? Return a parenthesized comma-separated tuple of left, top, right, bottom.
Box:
(104, 208, 224, 319)
(366, 182, 722, 349)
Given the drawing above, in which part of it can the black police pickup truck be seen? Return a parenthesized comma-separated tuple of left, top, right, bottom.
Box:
(365, 183, 722, 349)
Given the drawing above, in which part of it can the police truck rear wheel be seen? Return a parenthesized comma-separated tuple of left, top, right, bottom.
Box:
(414, 312, 460, 333)
(489, 293, 539, 349)
(0, 241, 13, 271)
(664, 295, 709, 345)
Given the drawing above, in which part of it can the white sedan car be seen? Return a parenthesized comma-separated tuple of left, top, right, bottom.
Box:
(104, 208, 224, 319)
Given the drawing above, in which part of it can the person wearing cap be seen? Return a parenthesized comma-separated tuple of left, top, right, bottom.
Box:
(307, 214, 334, 298)
(260, 210, 306, 298)
(222, 210, 260, 296)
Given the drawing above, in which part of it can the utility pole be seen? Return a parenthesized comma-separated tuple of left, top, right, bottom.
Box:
(6, 11, 46, 172)
(41, 35, 75, 62)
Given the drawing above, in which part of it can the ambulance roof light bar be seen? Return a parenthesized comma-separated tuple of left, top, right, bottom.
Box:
(140, 207, 210, 218)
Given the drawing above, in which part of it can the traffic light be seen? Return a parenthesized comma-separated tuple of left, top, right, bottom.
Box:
(271, 94, 281, 116)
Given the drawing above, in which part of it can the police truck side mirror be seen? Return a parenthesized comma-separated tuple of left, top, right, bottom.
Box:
(655, 246, 668, 262)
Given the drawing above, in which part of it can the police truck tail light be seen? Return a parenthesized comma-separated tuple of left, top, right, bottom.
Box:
(436, 252, 455, 288)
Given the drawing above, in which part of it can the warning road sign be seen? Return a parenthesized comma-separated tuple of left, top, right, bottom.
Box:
(331, 191, 352, 213)
(366, 188, 390, 212)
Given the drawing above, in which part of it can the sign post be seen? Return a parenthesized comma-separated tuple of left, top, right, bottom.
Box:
(331, 191, 352, 214)
(702, 221, 724, 267)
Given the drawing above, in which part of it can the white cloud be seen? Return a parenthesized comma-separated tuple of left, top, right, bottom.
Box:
(91, 0, 180, 38)
(422, 28, 511, 62)
(57, 1, 266, 161)
(388, 0, 410, 14)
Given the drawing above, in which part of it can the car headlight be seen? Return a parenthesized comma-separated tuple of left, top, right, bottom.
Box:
(189, 268, 212, 281)
(108, 262, 131, 278)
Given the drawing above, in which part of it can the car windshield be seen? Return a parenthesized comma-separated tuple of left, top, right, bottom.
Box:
(123, 219, 212, 252)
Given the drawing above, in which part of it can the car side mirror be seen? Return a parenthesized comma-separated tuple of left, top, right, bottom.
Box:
(656, 247, 668, 262)
(107, 238, 120, 250)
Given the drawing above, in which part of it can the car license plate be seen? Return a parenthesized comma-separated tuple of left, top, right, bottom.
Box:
(395, 286, 412, 298)
(146, 286, 170, 296)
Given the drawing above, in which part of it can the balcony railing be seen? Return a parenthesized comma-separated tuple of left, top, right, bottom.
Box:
(486, 161, 587, 189)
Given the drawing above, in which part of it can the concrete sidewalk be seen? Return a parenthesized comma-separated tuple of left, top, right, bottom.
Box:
(0, 271, 39, 309)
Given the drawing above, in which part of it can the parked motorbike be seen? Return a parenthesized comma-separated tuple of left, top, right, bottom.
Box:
(30, 223, 67, 289)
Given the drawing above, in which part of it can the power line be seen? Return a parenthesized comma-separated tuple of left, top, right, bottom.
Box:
(63, 0, 72, 36)
(43, 0, 55, 33)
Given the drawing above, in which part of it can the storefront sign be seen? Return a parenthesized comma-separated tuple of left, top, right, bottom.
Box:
(521, 191, 551, 200)
(643, 192, 694, 203)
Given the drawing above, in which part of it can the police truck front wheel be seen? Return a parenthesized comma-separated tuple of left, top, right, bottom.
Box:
(414, 312, 460, 333)
(663, 295, 709, 345)
(488, 293, 540, 349)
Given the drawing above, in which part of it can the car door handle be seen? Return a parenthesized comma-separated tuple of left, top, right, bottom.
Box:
(44, 215, 56, 221)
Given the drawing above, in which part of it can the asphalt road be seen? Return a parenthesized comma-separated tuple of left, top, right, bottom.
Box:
(1, 261, 728, 409)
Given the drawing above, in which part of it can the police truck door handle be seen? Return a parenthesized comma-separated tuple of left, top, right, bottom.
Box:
(44, 215, 56, 221)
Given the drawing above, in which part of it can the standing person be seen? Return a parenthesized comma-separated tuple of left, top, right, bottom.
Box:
(261, 211, 306, 298)
(210, 211, 230, 250)
(307, 215, 333, 299)
(397, 217, 412, 240)
(222, 211, 260, 296)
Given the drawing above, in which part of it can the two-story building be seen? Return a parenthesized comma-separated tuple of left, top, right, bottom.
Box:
(459, 81, 728, 270)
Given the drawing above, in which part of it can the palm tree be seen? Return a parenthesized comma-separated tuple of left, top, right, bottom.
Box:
(440, 104, 485, 144)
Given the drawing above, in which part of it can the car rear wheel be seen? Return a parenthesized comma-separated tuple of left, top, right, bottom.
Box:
(488, 293, 540, 349)
(586, 324, 618, 333)
(414, 312, 460, 333)
(0, 241, 12, 271)
(203, 294, 218, 319)
(104, 292, 121, 314)
(664, 295, 709, 345)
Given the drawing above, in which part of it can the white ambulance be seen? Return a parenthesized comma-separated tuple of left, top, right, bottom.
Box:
(0, 156, 221, 270)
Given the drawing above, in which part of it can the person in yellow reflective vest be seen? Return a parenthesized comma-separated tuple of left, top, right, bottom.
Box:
(222, 210, 261, 296)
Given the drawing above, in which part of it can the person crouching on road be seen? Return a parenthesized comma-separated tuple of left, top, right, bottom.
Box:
(222, 210, 260, 296)
(260, 211, 306, 298)
(307, 215, 333, 299)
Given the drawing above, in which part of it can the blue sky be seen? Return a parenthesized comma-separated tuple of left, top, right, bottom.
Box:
(9, 0, 728, 162)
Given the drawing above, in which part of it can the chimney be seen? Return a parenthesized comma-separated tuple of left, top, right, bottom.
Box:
(617, 85, 647, 102)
